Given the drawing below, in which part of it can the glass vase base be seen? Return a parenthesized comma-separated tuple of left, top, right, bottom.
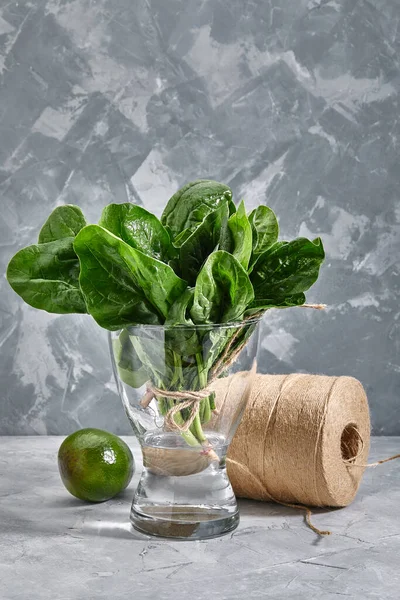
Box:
(130, 505, 239, 540)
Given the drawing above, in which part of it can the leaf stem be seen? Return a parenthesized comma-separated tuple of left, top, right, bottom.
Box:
(191, 413, 207, 443)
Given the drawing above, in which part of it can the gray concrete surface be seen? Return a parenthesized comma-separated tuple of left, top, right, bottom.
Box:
(1, 0, 400, 435)
(0, 436, 399, 599)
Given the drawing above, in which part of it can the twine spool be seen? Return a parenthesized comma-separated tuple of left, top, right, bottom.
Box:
(213, 373, 371, 508)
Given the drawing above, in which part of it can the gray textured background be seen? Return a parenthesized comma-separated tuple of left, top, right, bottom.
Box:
(0, 0, 399, 435)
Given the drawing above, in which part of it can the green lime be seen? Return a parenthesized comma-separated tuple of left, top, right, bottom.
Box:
(58, 428, 134, 502)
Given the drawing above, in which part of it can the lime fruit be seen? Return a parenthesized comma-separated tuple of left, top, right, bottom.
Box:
(58, 428, 134, 502)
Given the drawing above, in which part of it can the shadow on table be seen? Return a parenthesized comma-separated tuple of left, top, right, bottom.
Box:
(0, 487, 148, 540)
(1, 508, 148, 541)
(43, 486, 134, 509)
(1, 493, 338, 543)
(238, 498, 336, 518)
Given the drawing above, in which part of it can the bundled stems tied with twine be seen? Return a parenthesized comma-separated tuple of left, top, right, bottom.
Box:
(140, 304, 325, 434)
(141, 386, 213, 432)
(140, 310, 261, 430)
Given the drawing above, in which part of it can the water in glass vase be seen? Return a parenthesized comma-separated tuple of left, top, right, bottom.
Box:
(131, 431, 239, 539)
(109, 321, 261, 540)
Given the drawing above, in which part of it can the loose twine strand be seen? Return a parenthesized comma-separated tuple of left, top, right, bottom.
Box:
(138, 302, 399, 536)
(225, 457, 333, 536)
(347, 454, 400, 468)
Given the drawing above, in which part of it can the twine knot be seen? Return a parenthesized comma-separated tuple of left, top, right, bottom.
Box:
(140, 384, 213, 432)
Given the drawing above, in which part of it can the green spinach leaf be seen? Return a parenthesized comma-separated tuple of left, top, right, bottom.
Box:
(179, 202, 230, 285)
(166, 288, 195, 327)
(38, 205, 87, 243)
(172, 228, 193, 248)
(6, 238, 87, 314)
(251, 237, 325, 307)
(99, 203, 175, 262)
(228, 200, 252, 269)
(246, 293, 306, 314)
(191, 251, 254, 324)
(161, 180, 235, 240)
(73, 225, 187, 330)
(248, 205, 279, 269)
(113, 329, 149, 388)
(165, 288, 201, 355)
(129, 329, 176, 386)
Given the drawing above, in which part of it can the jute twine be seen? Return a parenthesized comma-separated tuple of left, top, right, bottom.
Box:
(141, 385, 213, 431)
(212, 372, 400, 536)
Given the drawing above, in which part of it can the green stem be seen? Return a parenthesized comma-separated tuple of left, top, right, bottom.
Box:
(158, 398, 168, 416)
(173, 410, 202, 447)
(191, 412, 207, 443)
(209, 392, 216, 411)
(171, 351, 184, 388)
(195, 352, 212, 431)
(199, 396, 206, 424)
(167, 352, 203, 447)
(155, 351, 216, 448)
(156, 392, 200, 447)
(203, 398, 211, 424)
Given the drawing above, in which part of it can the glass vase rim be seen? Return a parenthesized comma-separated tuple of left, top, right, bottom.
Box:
(114, 316, 262, 334)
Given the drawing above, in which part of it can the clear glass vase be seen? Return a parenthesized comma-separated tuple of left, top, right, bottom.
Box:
(109, 319, 260, 540)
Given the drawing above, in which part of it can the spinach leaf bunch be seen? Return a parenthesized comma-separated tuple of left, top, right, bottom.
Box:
(7, 180, 325, 448)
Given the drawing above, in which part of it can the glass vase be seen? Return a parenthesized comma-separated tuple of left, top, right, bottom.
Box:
(109, 319, 260, 540)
